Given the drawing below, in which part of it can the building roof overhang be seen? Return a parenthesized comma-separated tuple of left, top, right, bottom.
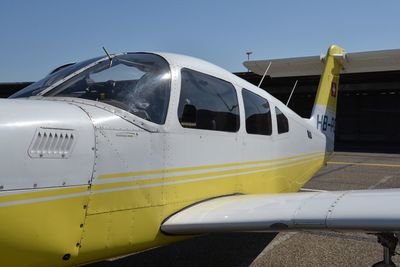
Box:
(244, 48, 400, 77)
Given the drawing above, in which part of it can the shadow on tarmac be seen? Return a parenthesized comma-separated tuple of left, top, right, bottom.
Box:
(88, 233, 277, 267)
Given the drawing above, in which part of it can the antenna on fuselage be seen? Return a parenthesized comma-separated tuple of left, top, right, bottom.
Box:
(257, 62, 272, 88)
(102, 46, 113, 66)
(286, 80, 298, 106)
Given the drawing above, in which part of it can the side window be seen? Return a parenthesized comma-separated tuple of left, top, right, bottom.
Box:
(178, 68, 240, 132)
(276, 107, 289, 134)
(242, 89, 272, 135)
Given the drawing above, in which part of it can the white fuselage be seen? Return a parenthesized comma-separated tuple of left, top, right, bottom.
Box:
(0, 52, 327, 266)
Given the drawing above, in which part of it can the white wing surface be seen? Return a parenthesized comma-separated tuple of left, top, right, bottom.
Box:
(161, 189, 400, 235)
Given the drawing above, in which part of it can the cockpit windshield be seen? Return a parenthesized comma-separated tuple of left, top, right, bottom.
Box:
(10, 57, 104, 98)
(10, 53, 172, 125)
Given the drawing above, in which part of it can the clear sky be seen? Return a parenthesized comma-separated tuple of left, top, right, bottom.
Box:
(1, 0, 400, 82)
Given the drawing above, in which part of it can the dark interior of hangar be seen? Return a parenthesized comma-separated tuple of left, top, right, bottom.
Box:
(0, 82, 32, 98)
(235, 71, 400, 153)
(1, 70, 400, 153)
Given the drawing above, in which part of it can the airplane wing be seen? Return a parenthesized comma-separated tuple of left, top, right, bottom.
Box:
(161, 189, 400, 235)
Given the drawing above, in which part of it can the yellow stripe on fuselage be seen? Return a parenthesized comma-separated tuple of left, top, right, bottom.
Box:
(92, 153, 324, 192)
(97, 151, 323, 180)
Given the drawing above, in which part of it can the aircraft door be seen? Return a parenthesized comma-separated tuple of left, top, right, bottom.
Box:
(165, 68, 241, 204)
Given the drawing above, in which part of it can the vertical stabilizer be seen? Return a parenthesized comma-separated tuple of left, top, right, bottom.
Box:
(309, 45, 346, 155)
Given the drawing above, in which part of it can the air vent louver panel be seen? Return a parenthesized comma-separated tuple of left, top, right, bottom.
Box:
(29, 128, 77, 159)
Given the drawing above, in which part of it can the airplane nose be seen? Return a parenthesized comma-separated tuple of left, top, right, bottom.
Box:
(0, 98, 95, 266)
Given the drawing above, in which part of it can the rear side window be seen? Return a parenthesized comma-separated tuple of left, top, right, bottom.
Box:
(242, 89, 272, 135)
(276, 107, 289, 134)
(178, 68, 240, 132)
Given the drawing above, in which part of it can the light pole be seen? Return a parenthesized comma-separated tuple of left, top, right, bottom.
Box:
(246, 51, 252, 72)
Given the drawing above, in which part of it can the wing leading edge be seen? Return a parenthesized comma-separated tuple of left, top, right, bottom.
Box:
(161, 189, 400, 235)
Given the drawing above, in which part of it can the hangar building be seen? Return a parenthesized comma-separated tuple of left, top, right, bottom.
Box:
(236, 48, 400, 153)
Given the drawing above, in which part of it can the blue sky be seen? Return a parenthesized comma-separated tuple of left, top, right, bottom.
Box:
(1, 0, 400, 82)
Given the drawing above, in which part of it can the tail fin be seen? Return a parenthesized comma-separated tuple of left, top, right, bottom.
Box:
(309, 45, 346, 155)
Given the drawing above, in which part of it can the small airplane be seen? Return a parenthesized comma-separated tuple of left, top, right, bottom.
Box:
(1, 45, 399, 267)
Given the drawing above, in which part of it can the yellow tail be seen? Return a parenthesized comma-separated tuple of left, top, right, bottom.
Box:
(310, 45, 346, 154)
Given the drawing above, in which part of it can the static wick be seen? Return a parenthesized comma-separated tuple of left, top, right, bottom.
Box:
(258, 62, 272, 88)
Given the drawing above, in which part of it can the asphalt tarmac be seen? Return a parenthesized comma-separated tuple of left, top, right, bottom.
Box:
(89, 152, 400, 267)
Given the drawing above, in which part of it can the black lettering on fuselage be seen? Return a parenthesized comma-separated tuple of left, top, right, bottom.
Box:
(316, 114, 335, 132)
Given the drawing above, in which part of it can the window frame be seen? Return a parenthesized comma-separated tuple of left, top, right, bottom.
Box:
(241, 88, 273, 136)
(275, 107, 290, 134)
(177, 68, 241, 133)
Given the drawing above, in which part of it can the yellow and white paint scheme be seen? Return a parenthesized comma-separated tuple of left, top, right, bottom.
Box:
(1, 45, 399, 267)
